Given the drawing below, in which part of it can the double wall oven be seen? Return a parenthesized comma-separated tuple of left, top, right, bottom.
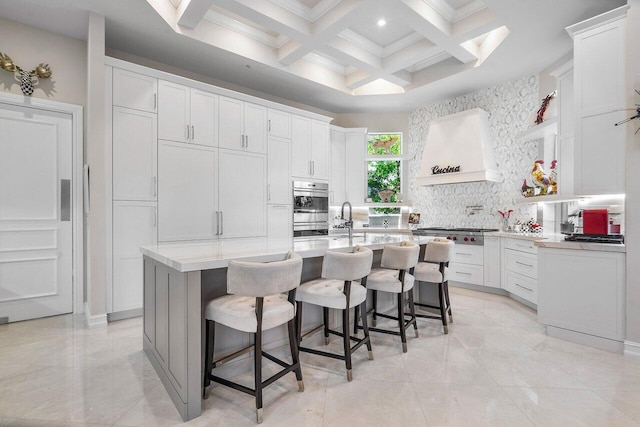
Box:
(293, 181, 329, 238)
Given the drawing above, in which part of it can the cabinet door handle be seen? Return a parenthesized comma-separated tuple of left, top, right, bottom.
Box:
(515, 283, 533, 292)
(241, 135, 245, 148)
(153, 207, 157, 227)
(215, 211, 219, 236)
(191, 125, 195, 140)
(220, 211, 224, 235)
(153, 93, 157, 111)
(153, 176, 157, 197)
(268, 120, 271, 132)
(455, 271, 471, 275)
(267, 184, 271, 201)
(308, 161, 311, 176)
(186, 124, 190, 140)
(515, 261, 534, 268)
(311, 161, 314, 175)
(246, 135, 249, 148)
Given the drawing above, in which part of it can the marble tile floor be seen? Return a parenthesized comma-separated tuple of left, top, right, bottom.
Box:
(1, 287, 640, 426)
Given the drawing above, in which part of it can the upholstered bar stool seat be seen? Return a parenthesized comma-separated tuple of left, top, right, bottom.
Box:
(204, 294, 294, 333)
(356, 241, 420, 353)
(296, 246, 373, 381)
(202, 251, 304, 424)
(413, 238, 455, 334)
(296, 279, 367, 310)
(366, 268, 416, 293)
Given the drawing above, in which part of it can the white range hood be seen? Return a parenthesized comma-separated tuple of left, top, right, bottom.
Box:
(416, 108, 501, 186)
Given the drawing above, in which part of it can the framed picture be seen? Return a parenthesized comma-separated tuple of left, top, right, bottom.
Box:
(408, 213, 420, 224)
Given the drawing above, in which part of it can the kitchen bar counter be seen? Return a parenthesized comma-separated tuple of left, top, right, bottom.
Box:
(484, 231, 546, 241)
(141, 234, 431, 421)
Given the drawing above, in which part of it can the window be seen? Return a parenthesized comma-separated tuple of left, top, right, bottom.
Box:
(366, 133, 403, 211)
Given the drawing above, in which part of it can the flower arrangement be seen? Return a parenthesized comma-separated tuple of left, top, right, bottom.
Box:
(497, 209, 514, 231)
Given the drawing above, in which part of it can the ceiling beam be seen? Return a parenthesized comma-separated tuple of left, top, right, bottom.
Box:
(177, 0, 216, 29)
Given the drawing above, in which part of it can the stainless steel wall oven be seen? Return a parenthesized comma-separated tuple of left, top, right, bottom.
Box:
(293, 181, 329, 238)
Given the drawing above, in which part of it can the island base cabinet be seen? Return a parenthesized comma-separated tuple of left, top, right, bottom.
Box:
(538, 248, 626, 352)
(143, 257, 202, 421)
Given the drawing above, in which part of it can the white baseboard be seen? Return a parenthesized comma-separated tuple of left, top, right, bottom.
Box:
(624, 341, 640, 358)
(84, 302, 107, 328)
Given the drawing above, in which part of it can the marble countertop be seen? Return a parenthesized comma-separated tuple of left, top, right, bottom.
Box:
(331, 227, 413, 235)
(141, 234, 432, 272)
(486, 231, 625, 252)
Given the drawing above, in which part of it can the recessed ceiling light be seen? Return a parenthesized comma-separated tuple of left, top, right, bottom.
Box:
(377, 18, 386, 27)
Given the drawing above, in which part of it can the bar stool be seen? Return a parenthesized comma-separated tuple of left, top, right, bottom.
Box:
(295, 246, 373, 381)
(413, 238, 455, 334)
(202, 251, 304, 424)
(358, 241, 420, 353)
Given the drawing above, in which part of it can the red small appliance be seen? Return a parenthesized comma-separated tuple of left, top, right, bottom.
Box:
(583, 209, 609, 234)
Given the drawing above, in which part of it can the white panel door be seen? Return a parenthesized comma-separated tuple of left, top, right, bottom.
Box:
(112, 201, 157, 313)
(112, 68, 157, 113)
(0, 103, 73, 322)
(158, 140, 218, 242)
(483, 237, 501, 288)
(268, 205, 292, 239)
(345, 130, 366, 204)
(218, 96, 244, 151)
(330, 128, 346, 205)
(268, 109, 291, 139)
(218, 150, 267, 238)
(158, 80, 190, 143)
(243, 102, 267, 154)
(267, 137, 291, 205)
(311, 120, 329, 180)
(291, 116, 311, 178)
(112, 107, 157, 201)
(190, 89, 217, 147)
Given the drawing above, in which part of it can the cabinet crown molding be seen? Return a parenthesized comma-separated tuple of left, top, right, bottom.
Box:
(565, 5, 628, 39)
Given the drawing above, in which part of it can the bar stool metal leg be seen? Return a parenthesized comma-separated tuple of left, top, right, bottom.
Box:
(444, 280, 453, 323)
(323, 307, 330, 345)
(438, 282, 449, 334)
(255, 299, 264, 423)
(353, 305, 360, 335)
(360, 300, 373, 360)
(397, 293, 408, 353)
(342, 305, 353, 381)
(287, 317, 304, 392)
(296, 301, 303, 343)
(408, 290, 419, 338)
(372, 290, 377, 326)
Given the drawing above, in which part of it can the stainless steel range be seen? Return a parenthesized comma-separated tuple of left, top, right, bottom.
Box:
(412, 227, 498, 245)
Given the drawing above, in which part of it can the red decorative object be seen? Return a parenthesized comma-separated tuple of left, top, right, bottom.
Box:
(535, 91, 556, 125)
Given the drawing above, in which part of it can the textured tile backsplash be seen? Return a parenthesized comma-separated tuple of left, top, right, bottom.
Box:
(408, 74, 540, 229)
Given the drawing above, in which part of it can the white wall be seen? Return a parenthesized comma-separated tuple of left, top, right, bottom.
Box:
(0, 17, 86, 107)
(625, 0, 640, 350)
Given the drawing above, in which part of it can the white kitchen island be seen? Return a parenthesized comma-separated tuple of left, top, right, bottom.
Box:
(140, 234, 430, 421)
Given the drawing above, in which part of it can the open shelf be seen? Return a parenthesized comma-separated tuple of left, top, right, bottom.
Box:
(517, 118, 558, 142)
(516, 193, 589, 204)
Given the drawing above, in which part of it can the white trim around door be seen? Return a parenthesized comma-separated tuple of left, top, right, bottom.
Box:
(0, 92, 84, 316)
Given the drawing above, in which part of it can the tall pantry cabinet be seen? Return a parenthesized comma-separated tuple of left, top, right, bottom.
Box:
(107, 59, 331, 317)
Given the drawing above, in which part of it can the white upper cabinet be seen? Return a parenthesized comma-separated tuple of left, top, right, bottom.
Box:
(219, 96, 267, 154)
(157, 140, 218, 242)
(292, 116, 329, 180)
(291, 116, 311, 178)
(330, 128, 346, 205)
(345, 129, 366, 204)
(112, 107, 157, 201)
(268, 109, 291, 139)
(158, 81, 218, 147)
(267, 136, 292, 205)
(218, 150, 267, 238)
(112, 68, 157, 113)
(568, 8, 627, 195)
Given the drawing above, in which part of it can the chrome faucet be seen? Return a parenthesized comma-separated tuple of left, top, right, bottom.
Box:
(341, 201, 353, 240)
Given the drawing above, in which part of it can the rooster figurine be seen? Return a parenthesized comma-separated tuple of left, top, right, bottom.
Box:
(531, 160, 554, 196)
(548, 160, 558, 194)
(521, 179, 535, 197)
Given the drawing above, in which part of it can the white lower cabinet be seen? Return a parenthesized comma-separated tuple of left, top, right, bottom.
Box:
(483, 237, 501, 288)
(502, 238, 538, 305)
(538, 247, 625, 344)
(158, 140, 218, 242)
(449, 244, 484, 286)
(218, 150, 267, 239)
(112, 201, 157, 313)
(267, 205, 292, 239)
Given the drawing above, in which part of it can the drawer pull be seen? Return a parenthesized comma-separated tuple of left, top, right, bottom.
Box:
(515, 261, 534, 268)
(515, 283, 533, 292)
(456, 252, 472, 256)
(455, 271, 472, 275)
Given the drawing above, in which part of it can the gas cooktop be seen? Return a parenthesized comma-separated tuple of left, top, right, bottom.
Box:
(413, 227, 499, 245)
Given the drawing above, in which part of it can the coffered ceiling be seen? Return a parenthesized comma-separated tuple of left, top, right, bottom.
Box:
(0, 0, 627, 113)
(162, 0, 508, 96)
